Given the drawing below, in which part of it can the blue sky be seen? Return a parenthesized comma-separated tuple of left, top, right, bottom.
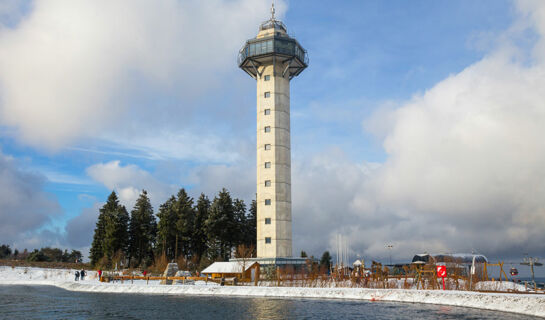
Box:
(1, 0, 544, 276)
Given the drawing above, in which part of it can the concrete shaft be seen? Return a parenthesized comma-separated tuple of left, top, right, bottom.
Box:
(256, 63, 292, 258)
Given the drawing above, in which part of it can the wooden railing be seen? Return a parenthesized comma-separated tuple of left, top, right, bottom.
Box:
(102, 275, 254, 285)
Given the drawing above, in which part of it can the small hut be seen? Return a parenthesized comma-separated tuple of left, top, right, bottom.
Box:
(201, 261, 260, 282)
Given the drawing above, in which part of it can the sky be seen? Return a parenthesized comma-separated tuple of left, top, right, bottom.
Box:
(0, 0, 544, 276)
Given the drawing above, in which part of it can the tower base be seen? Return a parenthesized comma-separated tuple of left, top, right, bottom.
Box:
(229, 257, 313, 275)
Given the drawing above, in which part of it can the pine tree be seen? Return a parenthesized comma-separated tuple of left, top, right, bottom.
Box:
(128, 190, 157, 267)
(233, 198, 247, 246)
(156, 196, 177, 260)
(174, 189, 195, 259)
(205, 188, 236, 260)
(90, 191, 120, 266)
(103, 205, 129, 260)
(320, 251, 332, 272)
(245, 200, 257, 248)
(192, 193, 210, 261)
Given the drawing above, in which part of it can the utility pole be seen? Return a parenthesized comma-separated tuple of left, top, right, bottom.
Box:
(521, 255, 543, 288)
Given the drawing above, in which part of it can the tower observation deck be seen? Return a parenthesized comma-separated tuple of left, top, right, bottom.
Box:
(238, 4, 308, 259)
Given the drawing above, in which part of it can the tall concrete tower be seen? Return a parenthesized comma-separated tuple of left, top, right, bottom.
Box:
(238, 4, 308, 258)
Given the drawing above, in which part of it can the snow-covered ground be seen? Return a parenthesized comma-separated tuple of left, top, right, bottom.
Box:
(1, 266, 544, 318)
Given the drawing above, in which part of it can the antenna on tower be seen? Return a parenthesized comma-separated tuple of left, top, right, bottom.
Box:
(271, 1, 276, 21)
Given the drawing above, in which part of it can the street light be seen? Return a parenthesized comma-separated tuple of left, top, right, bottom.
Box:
(386, 245, 394, 265)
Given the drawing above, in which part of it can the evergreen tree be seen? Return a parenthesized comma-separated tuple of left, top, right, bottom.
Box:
(128, 190, 157, 267)
(174, 189, 195, 259)
(320, 251, 332, 272)
(205, 188, 236, 260)
(0, 245, 12, 259)
(103, 205, 129, 260)
(156, 196, 177, 260)
(245, 200, 257, 248)
(90, 191, 120, 266)
(192, 193, 210, 261)
(233, 198, 247, 246)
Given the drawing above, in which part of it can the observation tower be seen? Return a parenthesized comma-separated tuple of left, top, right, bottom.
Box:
(238, 4, 308, 259)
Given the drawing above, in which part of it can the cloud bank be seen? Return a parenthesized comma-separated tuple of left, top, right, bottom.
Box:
(293, 0, 545, 260)
(0, 150, 62, 248)
(0, 0, 282, 150)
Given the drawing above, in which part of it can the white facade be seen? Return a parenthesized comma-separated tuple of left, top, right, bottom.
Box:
(256, 61, 292, 258)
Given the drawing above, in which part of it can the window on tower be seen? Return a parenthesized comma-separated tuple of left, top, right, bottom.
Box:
(264, 144, 271, 150)
(265, 237, 272, 244)
(265, 126, 271, 133)
(264, 92, 270, 98)
(264, 109, 271, 115)
(265, 199, 271, 205)
(264, 75, 271, 81)
(265, 180, 271, 187)
(265, 218, 271, 224)
(265, 162, 271, 168)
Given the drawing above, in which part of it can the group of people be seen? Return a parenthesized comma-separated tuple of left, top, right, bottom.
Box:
(74, 269, 86, 281)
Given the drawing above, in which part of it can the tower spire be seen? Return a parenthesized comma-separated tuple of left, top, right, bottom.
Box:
(271, 2, 275, 21)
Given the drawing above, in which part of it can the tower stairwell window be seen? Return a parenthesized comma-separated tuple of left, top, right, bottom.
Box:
(265, 199, 271, 205)
(264, 109, 271, 115)
(265, 237, 271, 244)
(264, 92, 270, 98)
(264, 144, 271, 150)
(264, 75, 271, 81)
(265, 180, 271, 187)
(265, 126, 271, 133)
(265, 162, 271, 168)
(265, 218, 271, 224)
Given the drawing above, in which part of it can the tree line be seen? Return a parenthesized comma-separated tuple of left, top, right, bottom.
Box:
(89, 188, 256, 269)
(0, 244, 83, 263)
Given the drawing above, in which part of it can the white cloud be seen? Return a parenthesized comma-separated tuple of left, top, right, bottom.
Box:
(188, 162, 255, 201)
(291, 0, 545, 261)
(0, 0, 285, 150)
(86, 160, 177, 208)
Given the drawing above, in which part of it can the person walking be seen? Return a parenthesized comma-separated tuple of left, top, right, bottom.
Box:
(98, 269, 102, 281)
(80, 269, 86, 281)
(75, 271, 80, 281)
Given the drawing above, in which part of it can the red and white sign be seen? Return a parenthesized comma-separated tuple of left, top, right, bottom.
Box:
(436, 265, 447, 278)
(436, 265, 447, 290)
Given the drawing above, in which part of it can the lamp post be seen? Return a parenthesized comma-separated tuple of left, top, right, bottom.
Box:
(386, 245, 393, 266)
